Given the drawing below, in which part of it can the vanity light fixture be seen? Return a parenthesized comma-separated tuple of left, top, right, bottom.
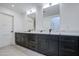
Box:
(11, 4, 15, 7)
(26, 8, 36, 15)
(27, 10, 31, 15)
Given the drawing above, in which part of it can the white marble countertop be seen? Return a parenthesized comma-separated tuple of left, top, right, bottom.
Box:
(15, 31, 60, 35)
(15, 31, 79, 36)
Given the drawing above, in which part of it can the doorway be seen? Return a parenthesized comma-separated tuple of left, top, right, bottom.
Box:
(0, 13, 14, 47)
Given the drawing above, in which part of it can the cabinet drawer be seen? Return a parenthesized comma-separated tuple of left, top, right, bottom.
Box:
(28, 44, 37, 51)
(28, 35, 37, 42)
(61, 37, 77, 42)
(60, 35, 78, 41)
(60, 41, 77, 50)
(59, 48, 77, 56)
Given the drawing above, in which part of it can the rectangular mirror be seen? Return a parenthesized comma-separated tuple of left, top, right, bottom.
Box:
(42, 4, 60, 33)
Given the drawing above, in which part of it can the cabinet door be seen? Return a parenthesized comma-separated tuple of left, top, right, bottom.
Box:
(27, 34, 38, 51)
(15, 33, 24, 46)
(15, 33, 19, 44)
(37, 34, 49, 55)
(23, 34, 29, 47)
(59, 35, 78, 56)
(47, 35, 59, 56)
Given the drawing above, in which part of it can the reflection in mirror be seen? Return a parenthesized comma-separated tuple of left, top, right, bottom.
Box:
(24, 12, 36, 32)
(43, 4, 60, 33)
(25, 3, 60, 33)
(50, 16, 60, 32)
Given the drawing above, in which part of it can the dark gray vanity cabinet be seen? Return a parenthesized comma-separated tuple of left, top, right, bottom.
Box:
(15, 33, 24, 46)
(23, 34, 29, 47)
(47, 35, 59, 56)
(15, 33, 38, 51)
(36, 34, 59, 56)
(15, 33, 79, 56)
(15, 33, 59, 56)
(15, 33, 29, 47)
(59, 35, 79, 56)
(37, 34, 49, 55)
(27, 34, 38, 51)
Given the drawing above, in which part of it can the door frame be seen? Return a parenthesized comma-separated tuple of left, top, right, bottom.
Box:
(0, 12, 14, 45)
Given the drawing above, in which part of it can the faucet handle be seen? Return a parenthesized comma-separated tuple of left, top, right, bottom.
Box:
(49, 29, 52, 32)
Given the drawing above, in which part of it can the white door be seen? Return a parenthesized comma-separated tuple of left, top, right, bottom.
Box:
(0, 13, 13, 47)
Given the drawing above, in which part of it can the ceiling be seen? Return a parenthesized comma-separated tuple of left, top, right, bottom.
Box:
(0, 3, 43, 14)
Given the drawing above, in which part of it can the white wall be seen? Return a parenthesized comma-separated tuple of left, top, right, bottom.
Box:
(36, 5, 43, 32)
(60, 3, 79, 35)
(0, 6, 25, 45)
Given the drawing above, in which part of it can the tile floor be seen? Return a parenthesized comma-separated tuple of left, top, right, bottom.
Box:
(0, 45, 44, 56)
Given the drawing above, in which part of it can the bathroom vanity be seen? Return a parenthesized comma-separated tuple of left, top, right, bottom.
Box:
(15, 32, 79, 56)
